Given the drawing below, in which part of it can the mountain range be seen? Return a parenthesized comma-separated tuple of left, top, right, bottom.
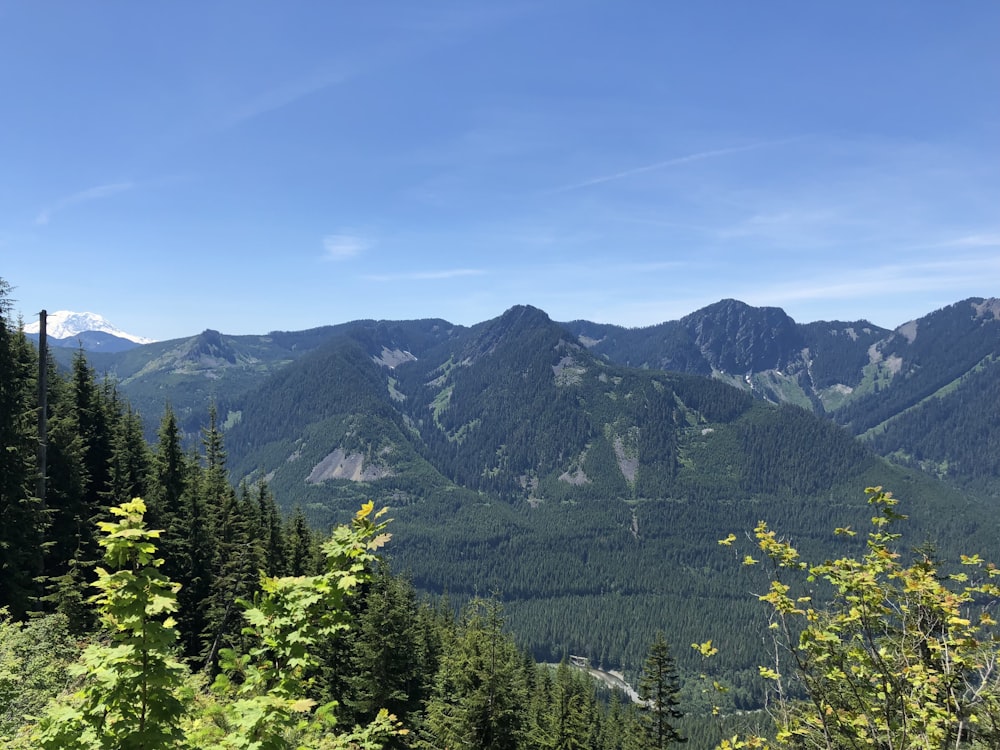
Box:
(41, 296, 1000, 684)
(58, 296, 1000, 497)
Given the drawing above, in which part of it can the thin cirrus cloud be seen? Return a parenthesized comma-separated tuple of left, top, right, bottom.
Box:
(545, 138, 802, 195)
(221, 67, 352, 130)
(940, 233, 1000, 248)
(35, 181, 135, 225)
(363, 269, 486, 282)
(322, 233, 368, 260)
(746, 256, 1000, 306)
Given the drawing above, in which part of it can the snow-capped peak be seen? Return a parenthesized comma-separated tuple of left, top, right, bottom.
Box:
(23, 310, 155, 344)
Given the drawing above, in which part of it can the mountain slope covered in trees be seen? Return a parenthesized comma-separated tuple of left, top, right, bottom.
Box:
(14, 283, 1000, 703)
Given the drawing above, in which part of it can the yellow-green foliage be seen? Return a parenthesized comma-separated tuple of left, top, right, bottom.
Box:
(19, 499, 401, 750)
(708, 487, 1000, 750)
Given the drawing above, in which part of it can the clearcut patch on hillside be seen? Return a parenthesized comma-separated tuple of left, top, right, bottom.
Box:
(306, 448, 393, 483)
(973, 298, 1000, 320)
(372, 346, 417, 368)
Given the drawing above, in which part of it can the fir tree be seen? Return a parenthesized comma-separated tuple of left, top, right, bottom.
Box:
(285, 505, 316, 576)
(636, 631, 685, 749)
(254, 481, 286, 576)
(0, 280, 44, 617)
(148, 405, 192, 587)
(343, 564, 428, 737)
(425, 598, 527, 750)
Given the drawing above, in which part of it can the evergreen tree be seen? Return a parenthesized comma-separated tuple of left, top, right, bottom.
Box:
(285, 505, 316, 576)
(425, 598, 527, 750)
(548, 659, 596, 750)
(148, 405, 191, 586)
(254, 481, 286, 576)
(40, 362, 95, 627)
(636, 631, 685, 749)
(526, 663, 555, 748)
(70, 351, 114, 516)
(0, 280, 44, 617)
(200, 404, 227, 500)
(106, 394, 151, 506)
(175, 446, 216, 660)
(203, 478, 260, 669)
(343, 564, 429, 738)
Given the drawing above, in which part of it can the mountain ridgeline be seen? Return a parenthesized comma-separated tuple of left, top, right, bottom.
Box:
(223, 304, 873, 505)
(567, 297, 1000, 494)
(49, 297, 1000, 693)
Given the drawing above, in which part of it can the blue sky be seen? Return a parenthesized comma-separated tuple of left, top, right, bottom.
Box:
(2, 2, 998, 341)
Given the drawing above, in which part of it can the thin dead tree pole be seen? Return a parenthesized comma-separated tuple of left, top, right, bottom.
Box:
(37, 308, 47, 508)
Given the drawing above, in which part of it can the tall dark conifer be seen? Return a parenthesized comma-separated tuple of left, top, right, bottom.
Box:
(285, 506, 315, 576)
(106, 394, 151, 505)
(343, 565, 428, 736)
(177, 459, 214, 660)
(41, 363, 94, 627)
(149, 405, 191, 584)
(253, 481, 285, 576)
(425, 598, 527, 750)
(70, 351, 114, 517)
(0, 280, 44, 617)
(636, 631, 685, 749)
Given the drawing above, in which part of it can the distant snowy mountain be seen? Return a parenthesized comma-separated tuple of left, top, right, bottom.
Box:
(23, 310, 154, 345)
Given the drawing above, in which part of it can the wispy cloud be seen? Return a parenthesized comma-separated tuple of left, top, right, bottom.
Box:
(743, 255, 1000, 307)
(35, 181, 134, 225)
(363, 268, 486, 282)
(322, 233, 368, 260)
(546, 138, 801, 195)
(940, 233, 1000, 248)
(223, 68, 350, 129)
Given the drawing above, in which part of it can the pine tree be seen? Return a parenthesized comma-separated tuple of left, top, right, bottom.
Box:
(254, 481, 286, 576)
(285, 505, 316, 575)
(176, 444, 216, 659)
(70, 351, 114, 517)
(0, 280, 44, 617)
(148, 405, 192, 587)
(425, 598, 527, 750)
(549, 658, 596, 750)
(636, 631, 685, 749)
(343, 564, 428, 736)
(106, 394, 150, 505)
(40, 360, 97, 627)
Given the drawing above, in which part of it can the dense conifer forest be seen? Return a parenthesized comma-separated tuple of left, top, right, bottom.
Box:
(6, 277, 1000, 749)
(3, 281, 705, 748)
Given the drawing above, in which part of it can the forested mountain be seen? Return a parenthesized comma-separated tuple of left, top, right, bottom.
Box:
(4, 283, 690, 750)
(563, 298, 891, 409)
(17, 289, 1000, 692)
(57, 294, 1000, 500)
(124, 303, 993, 700)
(9, 273, 1000, 747)
(565, 296, 1000, 495)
